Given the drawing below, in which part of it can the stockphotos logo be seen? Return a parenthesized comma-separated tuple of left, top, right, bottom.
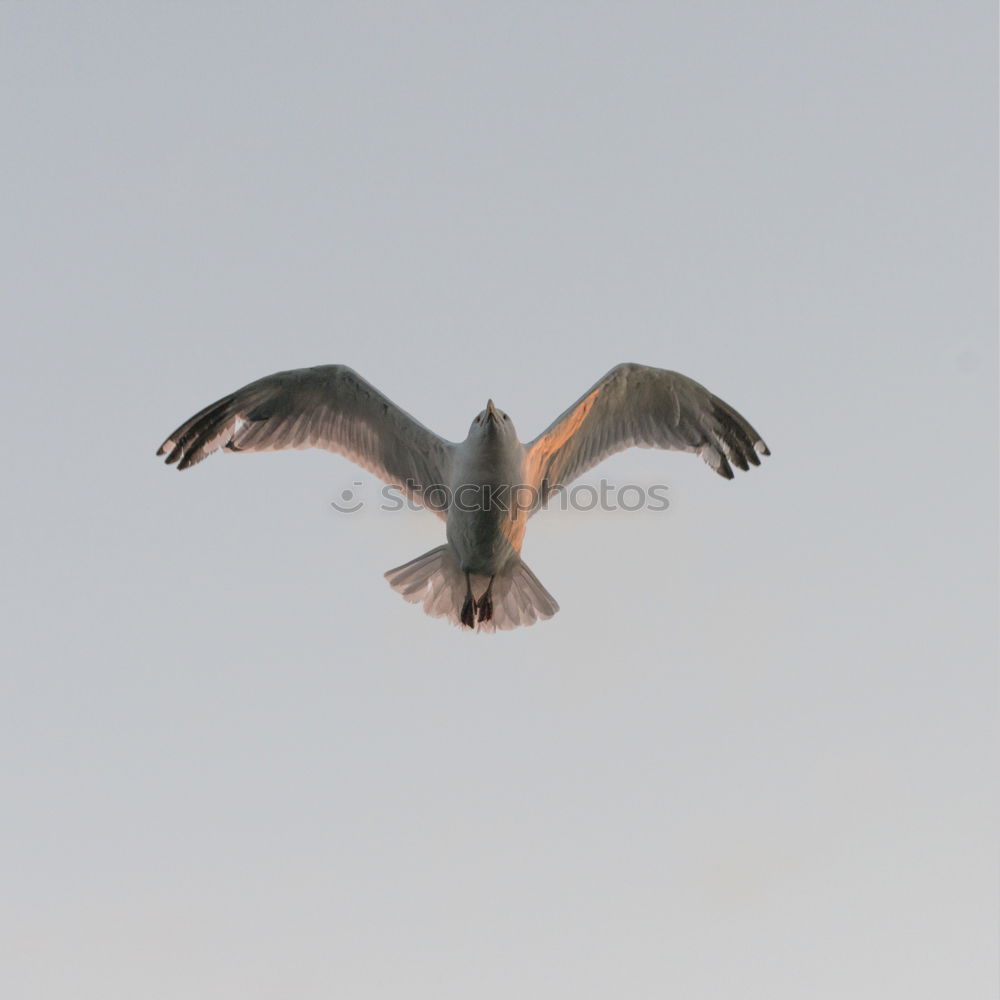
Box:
(330, 479, 669, 515)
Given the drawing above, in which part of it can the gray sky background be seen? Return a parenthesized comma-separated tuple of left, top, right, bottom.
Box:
(2, 3, 996, 998)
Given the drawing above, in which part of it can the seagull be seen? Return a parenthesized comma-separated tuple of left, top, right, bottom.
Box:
(157, 363, 769, 630)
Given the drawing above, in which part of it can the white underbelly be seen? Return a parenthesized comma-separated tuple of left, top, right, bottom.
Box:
(446, 503, 523, 575)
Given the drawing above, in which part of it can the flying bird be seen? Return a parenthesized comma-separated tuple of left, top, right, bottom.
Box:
(157, 363, 769, 630)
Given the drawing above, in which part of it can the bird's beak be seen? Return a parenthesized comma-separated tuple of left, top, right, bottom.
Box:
(485, 399, 498, 423)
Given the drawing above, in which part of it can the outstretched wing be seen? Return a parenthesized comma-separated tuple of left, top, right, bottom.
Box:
(157, 365, 454, 516)
(525, 363, 769, 501)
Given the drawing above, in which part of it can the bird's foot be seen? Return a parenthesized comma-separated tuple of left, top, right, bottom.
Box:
(460, 593, 476, 629)
(475, 592, 493, 624)
(475, 577, 495, 624)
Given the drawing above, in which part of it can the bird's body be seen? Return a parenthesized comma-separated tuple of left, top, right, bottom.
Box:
(158, 363, 769, 630)
(444, 401, 526, 578)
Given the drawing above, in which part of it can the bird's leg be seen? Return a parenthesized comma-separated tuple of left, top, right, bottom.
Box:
(475, 576, 495, 624)
(460, 572, 476, 629)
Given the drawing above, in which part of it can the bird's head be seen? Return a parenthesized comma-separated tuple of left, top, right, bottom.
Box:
(468, 399, 518, 443)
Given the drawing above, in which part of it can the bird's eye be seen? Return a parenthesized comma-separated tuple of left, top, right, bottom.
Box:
(475, 417, 480, 424)
(502, 414, 509, 421)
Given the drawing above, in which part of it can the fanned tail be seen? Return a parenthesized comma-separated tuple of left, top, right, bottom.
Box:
(480, 559, 560, 633)
(384, 545, 466, 625)
(384, 546, 559, 632)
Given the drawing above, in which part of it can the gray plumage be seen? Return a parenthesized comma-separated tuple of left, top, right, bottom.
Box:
(158, 365, 452, 517)
(157, 362, 769, 630)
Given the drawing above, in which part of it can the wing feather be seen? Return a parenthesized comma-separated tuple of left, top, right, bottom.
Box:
(526, 363, 769, 500)
(157, 365, 453, 517)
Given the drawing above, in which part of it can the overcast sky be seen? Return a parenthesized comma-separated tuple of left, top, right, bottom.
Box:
(2, 3, 996, 998)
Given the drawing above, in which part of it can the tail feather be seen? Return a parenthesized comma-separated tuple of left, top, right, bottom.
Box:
(384, 545, 463, 624)
(384, 546, 559, 631)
